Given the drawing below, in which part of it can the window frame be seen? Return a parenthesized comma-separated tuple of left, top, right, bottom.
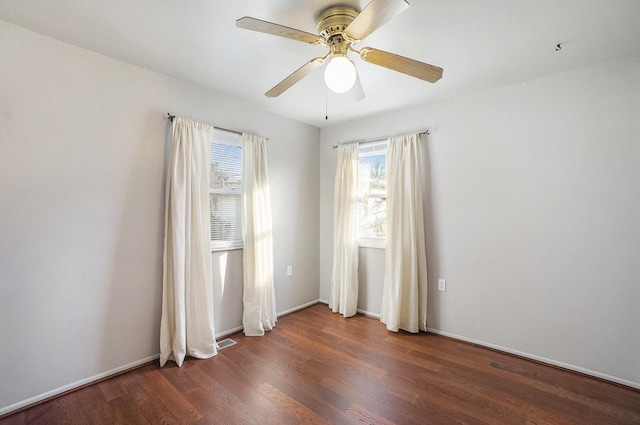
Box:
(357, 139, 388, 250)
(210, 130, 243, 252)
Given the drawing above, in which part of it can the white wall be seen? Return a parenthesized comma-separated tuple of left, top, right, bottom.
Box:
(320, 56, 640, 388)
(0, 20, 320, 414)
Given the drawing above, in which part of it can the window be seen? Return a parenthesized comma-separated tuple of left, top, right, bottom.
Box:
(210, 130, 242, 250)
(357, 140, 388, 249)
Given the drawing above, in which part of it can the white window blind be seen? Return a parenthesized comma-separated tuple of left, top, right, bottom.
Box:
(210, 130, 242, 250)
(358, 140, 387, 248)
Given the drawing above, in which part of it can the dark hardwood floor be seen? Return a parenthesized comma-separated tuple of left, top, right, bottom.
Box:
(2, 303, 639, 424)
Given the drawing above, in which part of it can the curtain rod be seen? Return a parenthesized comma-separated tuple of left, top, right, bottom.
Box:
(167, 113, 268, 139)
(331, 129, 430, 149)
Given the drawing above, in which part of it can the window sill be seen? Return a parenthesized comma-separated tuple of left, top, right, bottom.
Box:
(211, 244, 243, 252)
(358, 237, 386, 250)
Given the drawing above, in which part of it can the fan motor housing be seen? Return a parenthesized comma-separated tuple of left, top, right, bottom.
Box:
(317, 6, 359, 42)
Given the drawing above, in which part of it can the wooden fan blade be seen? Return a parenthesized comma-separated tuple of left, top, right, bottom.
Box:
(345, 0, 409, 41)
(265, 56, 327, 97)
(359, 47, 443, 83)
(346, 73, 365, 101)
(236, 17, 324, 45)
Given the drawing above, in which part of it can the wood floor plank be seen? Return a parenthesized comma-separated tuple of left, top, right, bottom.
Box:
(257, 382, 332, 425)
(307, 362, 421, 425)
(97, 373, 129, 402)
(200, 353, 299, 425)
(235, 344, 360, 425)
(247, 355, 355, 424)
(2, 303, 639, 424)
(0, 412, 24, 425)
(184, 388, 245, 425)
(21, 403, 58, 425)
(345, 403, 397, 425)
(183, 363, 267, 425)
(116, 365, 198, 425)
(73, 384, 128, 425)
(139, 366, 203, 424)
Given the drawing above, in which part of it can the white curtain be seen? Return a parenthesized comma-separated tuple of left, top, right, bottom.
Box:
(242, 133, 277, 336)
(330, 143, 360, 317)
(381, 133, 428, 333)
(160, 117, 217, 367)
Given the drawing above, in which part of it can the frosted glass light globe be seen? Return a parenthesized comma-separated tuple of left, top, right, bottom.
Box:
(324, 55, 357, 93)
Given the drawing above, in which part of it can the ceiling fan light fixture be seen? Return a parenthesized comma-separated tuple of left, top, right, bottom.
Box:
(237, 0, 444, 98)
(324, 55, 357, 93)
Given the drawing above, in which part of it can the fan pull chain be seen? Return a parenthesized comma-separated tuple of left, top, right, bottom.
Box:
(325, 86, 329, 120)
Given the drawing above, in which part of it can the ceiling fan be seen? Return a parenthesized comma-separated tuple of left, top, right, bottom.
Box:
(236, 0, 443, 99)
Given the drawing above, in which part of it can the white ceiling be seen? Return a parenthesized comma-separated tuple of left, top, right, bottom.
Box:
(1, 0, 639, 128)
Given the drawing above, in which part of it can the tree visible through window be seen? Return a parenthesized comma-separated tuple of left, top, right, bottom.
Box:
(210, 130, 243, 250)
(358, 140, 387, 241)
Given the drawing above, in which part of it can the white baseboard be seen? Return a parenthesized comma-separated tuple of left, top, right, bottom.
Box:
(278, 299, 320, 317)
(5, 303, 635, 418)
(0, 354, 160, 417)
(0, 299, 323, 417)
(216, 326, 244, 339)
(319, 299, 639, 389)
(427, 327, 640, 390)
(317, 299, 382, 319)
(216, 300, 321, 339)
(357, 308, 381, 318)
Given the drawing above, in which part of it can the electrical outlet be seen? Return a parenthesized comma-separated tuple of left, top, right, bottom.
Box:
(287, 266, 293, 277)
(438, 279, 446, 291)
